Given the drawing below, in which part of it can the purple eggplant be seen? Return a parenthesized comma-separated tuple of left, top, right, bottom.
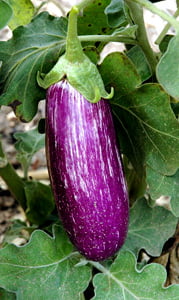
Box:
(46, 80, 129, 261)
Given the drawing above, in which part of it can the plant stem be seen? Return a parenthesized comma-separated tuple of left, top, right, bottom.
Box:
(89, 260, 108, 273)
(125, 0, 157, 74)
(129, 0, 179, 32)
(0, 140, 26, 210)
(79, 35, 137, 45)
(65, 1, 136, 62)
(89, 260, 119, 284)
(65, 6, 84, 62)
(156, 9, 179, 45)
(63, 1, 96, 61)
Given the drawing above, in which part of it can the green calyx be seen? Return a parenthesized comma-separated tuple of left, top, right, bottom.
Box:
(37, 54, 113, 103)
(37, 5, 113, 103)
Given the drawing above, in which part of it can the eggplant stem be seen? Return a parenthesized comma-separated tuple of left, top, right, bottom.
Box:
(65, 6, 84, 63)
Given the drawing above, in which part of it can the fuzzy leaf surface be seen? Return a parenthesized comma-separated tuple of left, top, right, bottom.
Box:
(24, 181, 55, 225)
(78, 0, 112, 36)
(14, 127, 45, 175)
(0, 225, 91, 300)
(92, 251, 179, 299)
(127, 45, 151, 81)
(2, 220, 36, 247)
(104, 0, 127, 28)
(123, 198, 178, 256)
(99, 52, 179, 176)
(112, 25, 137, 39)
(14, 127, 45, 155)
(157, 34, 179, 101)
(99, 51, 141, 97)
(147, 167, 179, 217)
(0, 0, 13, 30)
(7, 0, 35, 30)
(0, 12, 67, 121)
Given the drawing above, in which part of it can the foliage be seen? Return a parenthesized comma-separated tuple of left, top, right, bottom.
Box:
(92, 251, 179, 300)
(0, 13, 67, 121)
(14, 127, 45, 177)
(0, 225, 91, 300)
(0, 0, 13, 30)
(0, 0, 179, 299)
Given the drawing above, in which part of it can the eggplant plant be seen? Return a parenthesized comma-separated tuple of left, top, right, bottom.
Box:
(0, 0, 179, 299)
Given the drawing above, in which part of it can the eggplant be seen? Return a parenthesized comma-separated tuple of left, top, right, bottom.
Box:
(46, 80, 129, 261)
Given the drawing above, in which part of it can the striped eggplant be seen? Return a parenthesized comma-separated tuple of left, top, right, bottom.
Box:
(46, 80, 129, 261)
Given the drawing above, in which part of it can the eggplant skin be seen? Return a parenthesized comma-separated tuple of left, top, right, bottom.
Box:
(46, 80, 129, 261)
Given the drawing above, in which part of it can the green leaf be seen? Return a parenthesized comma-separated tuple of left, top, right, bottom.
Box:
(0, 0, 13, 30)
(78, 0, 112, 36)
(99, 51, 141, 97)
(83, 45, 100, 64)
(0, 225, 91, 300)
(25, 180, 55, 225)
(157, 34, 179, 101)
(147, 168, 179, 217)
(2, 219, 36, 246)
(0, 288, 16, 300)
(99, 52, 179, 176)
(14, 127, 45, 154)
(159, 34, 174, 53)
(127, 45, 152, 81)
(123, 160, 146, 205)
(38, 52, 113, 103)
(123, 198, 178, 256)
(0, 12, 67, 121)
(104, 0, 128, 28)
(14, 127, 45, 176)
(7, 0, 35, 30)
(112, 25, 137, 38)
(92, 251, 179, 299)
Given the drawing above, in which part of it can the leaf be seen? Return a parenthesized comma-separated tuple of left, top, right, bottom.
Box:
(104, 0, 128, 28)
(92, 251, 179, 299)
(24, 180, 55, 225)
(0, 288, 16, 300)
(159, 34, 174, 53)
(99, 52, 179, 176)
(78, 0, 112, 36)
(157, 34, 179, 101)
(14, 127, 45, 175)
(127, 45, 152, 81)
(83, 45, 100, 64)
(112, 25, 138, 38)
(99, 51, 141, 97)
(123, 160, 146, 205)
(147, 167, 179, 217)
(7, 0, 35, 30)
(0, 0, 13, 30)
(123, 198, 178, 256)
(2, 219, 36, 247)
(0, 12, 67, 121)
(14, 127, 45, 154)
(0, 225, 91, 300)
